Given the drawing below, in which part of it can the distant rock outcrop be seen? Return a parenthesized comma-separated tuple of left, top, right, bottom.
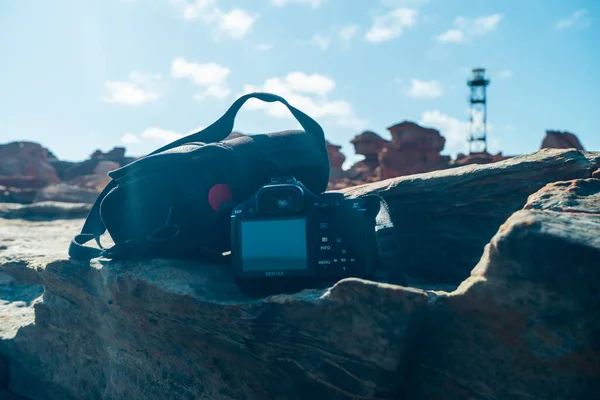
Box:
(348, 131, 389, 181)
(378, 121, 451, 179)
(0, 142, 60, 186)
(55, 147, 135, 182)
(541, 130, 585, 150)
(453, 151, 511, 166)
(325, 140, 345, 181)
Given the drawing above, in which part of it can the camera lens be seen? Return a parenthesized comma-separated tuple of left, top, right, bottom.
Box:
(257, 186, 303, 214)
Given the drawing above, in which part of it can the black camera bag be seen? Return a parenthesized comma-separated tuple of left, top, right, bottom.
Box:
(69, 92, 330, 261)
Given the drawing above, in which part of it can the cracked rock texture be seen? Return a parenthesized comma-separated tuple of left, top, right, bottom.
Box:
(407, 178, 600, 399)
(0, 148, 599, 400)
(343, 148, 600, 285)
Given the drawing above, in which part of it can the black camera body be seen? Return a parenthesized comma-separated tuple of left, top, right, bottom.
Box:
(230, 177, 380, 282)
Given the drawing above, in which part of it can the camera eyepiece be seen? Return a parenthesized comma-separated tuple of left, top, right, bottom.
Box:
(255, 181, 304, 215)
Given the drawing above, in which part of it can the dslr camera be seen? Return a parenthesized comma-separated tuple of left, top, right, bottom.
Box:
(230, 177, 397, 282)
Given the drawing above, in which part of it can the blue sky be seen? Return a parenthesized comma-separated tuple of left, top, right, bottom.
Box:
(1, 0, 598, 166)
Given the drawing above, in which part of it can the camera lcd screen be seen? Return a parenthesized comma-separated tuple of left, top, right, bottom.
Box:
(240, 218, 308, 272)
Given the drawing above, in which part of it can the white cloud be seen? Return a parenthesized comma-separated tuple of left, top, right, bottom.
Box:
(120, 123, 210, 148)
(121, 128, 184, 146)
(311, 33, 330, 51)
(170, 0, 257, 39)
(270, 0, 325, 7)
(140, 127, 185, 143)
(120, 132, 141, 144)
(556, 9, 588, 29)
(406, 79, 443, 99)
(170, 0, 216, 20)
(338, 24, 360, 42)
(171, 57, 231, 101)
(436, 29, 464, 43)
(497, 69, 513, 79)
(193, 85, 231, 101)
(241, 72, 366, 130)
(256, 43, 273, 51)
(419, 110, 469, 155)
(465, 14, 502, 34)
(381, 0, 430, 6)
(436, 13, 502, 44)
(216, 8, 257, 39)
(103, 72, 163, 105)
(366, 8, 417, 42)
(171, 57, 230, 86)
(310, 25, 361, 51)
(284, 72, 336, 95)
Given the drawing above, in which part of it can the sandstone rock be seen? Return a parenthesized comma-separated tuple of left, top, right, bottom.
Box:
(1, 148, 599, 400)
(0, 219, 428, 399)
(63, 161, 119, 192)
(93, 161, 120, 175)
(325, 140, 346, 184)
(33, 184, 100, 204)
(348, 131, 389, 181)
(0, 142, 60, 187)
(343, 148, 600, 284)
(541, 130, 585, 150)
(408, 178, 600, 399)
(0, 202, 92, 221)
(378, 121, 450, 179)
(0, 187, 37, 205)
(453, 151, 511, 166)
(0, 177, 48, 190)
(60, 148, 135, 182)
(351, 131, 389, 160)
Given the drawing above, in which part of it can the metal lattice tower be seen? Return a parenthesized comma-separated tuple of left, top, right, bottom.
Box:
(467, 67, 490, 153)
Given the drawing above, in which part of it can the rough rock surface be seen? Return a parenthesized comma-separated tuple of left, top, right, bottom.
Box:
(33, 183, 100, 204)
(0, 202, 92, 221)
(541, 130, 585, 150)
(0, 236, 426, 399)
(407, 178, 600, 399)
(378, 121, 451, 179)
(343, 148, 600, 284)
(453, 151, 511, 166)
(0, 177, 48, 190)
(0, 186, 38, 204)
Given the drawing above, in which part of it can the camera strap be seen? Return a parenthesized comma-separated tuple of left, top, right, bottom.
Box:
(372, 195, 406, 286)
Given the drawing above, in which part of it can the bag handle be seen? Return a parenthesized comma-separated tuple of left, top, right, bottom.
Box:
(69, 92, 326, 260)
(163, 91, 326, 150)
